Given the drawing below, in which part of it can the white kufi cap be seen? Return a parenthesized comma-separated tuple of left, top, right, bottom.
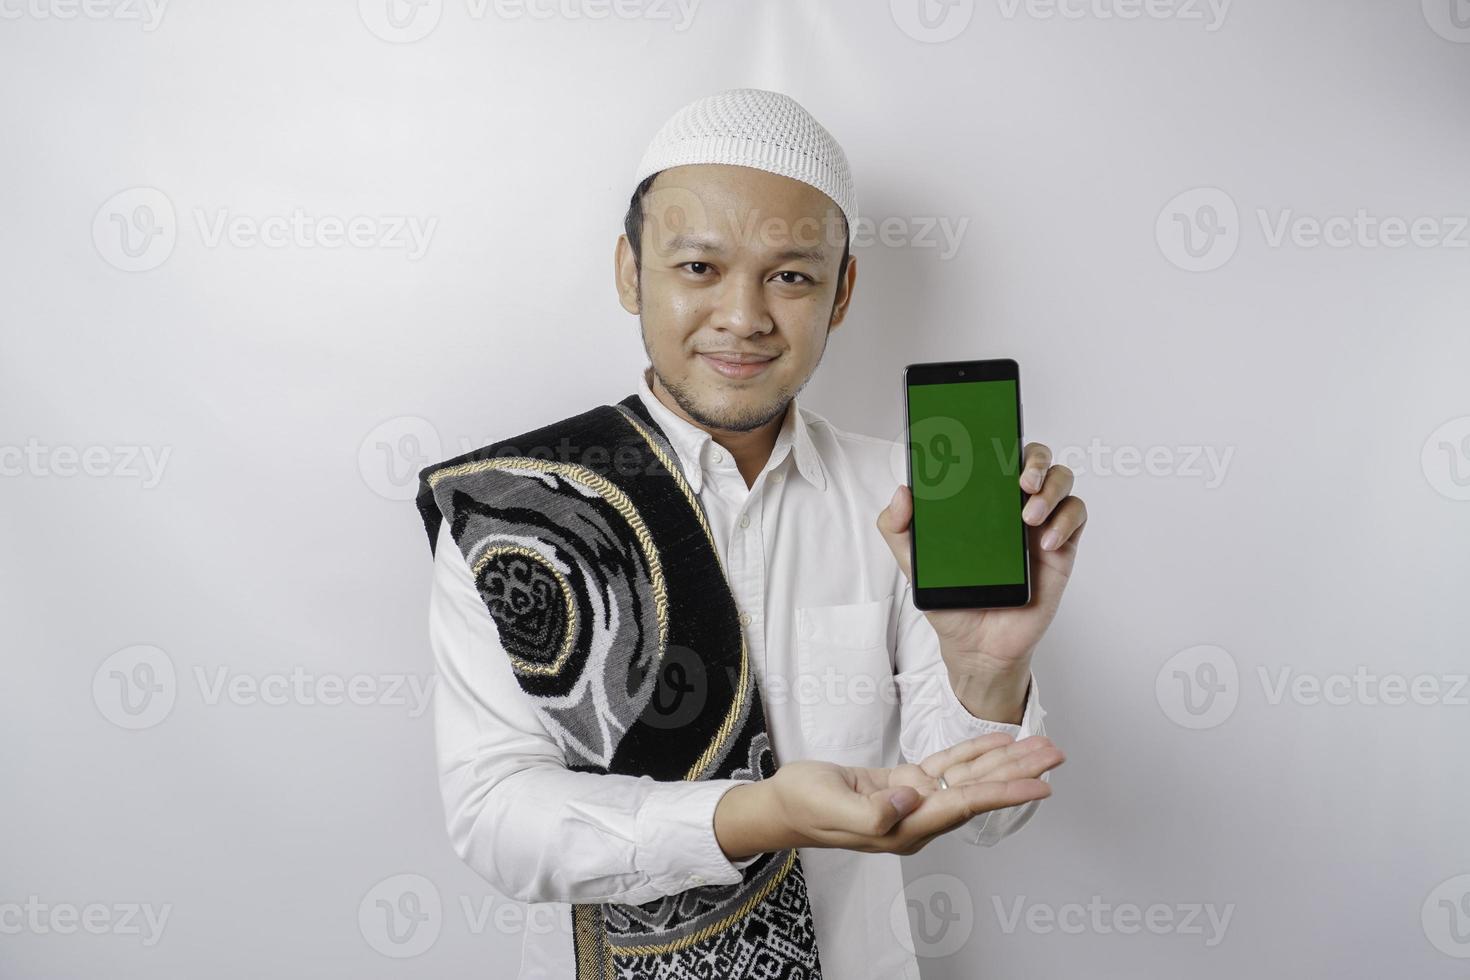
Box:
(632, 88, 857, 244)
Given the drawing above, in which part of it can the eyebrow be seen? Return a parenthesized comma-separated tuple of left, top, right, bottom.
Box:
(663, 233, 829, 265)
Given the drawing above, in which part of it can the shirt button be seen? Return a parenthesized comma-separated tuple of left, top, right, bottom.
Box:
(738, 611, 751, 626)
(690, 874, 706, 885)
(739, 514, 750, 529)
(711, 449, 724, 464)
(771, 472, 783, 483)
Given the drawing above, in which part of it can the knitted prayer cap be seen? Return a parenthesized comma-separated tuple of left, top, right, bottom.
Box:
(632, 88, 858, 244)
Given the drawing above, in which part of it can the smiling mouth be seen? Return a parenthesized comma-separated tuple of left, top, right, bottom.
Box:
(698, 351, 777, 379)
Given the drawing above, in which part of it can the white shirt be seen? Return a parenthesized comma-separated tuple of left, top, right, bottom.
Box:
(427, 365, 1048, 980)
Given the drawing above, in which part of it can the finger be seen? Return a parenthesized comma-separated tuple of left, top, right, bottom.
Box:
(875, 484, 914, 581)
(1020, 443, 1052, 493)
(917, 732, 1016, 779)
(871, 785, 923, 833)
(950, 741, 1065, 785)
(887, 778, 1054, 842)
(942, 735, 1057, 783)
(1038, 495, 1088, 552)
(1021, 464, 1075, 527)
(827, 782, 923, 841)
(954, 777, 1053, 817)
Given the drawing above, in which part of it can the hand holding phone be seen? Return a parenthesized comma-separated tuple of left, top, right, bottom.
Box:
(878, 357, 1088, 720)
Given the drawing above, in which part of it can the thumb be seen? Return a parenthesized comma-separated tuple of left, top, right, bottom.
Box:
(876, 484, 913, 581)
(869, 785, 921, 832)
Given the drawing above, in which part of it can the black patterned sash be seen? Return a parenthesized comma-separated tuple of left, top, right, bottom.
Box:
(415, 393, 824, 979)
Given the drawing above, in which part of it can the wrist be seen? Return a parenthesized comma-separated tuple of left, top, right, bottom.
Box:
(714, 779, 790, 861)
(943, 655, 1032, 726)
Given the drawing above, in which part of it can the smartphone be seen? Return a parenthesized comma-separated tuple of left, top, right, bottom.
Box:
(903, 358, 1031, 609)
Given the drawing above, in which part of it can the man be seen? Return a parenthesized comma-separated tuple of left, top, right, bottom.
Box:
(422, 88, 1086, 979)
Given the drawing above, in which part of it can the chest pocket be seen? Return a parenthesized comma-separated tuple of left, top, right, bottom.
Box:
(794, 595, 895, 751)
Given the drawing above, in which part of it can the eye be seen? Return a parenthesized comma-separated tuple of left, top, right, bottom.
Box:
(772, 271, 813, 285)
(680, 261, 713, 275)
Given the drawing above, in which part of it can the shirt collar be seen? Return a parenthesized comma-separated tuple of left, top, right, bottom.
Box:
(636, 365, 828, 494)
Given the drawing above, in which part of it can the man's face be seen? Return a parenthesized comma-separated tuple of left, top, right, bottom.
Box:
(615, 163, 856, 433)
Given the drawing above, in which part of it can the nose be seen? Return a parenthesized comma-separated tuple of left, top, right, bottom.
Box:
(708, 272, 772, 337)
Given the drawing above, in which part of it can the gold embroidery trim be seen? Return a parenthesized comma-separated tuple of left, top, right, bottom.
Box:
(428, 456, 669, 661)
(572, 903, 612, 980)
(469, 544, 578, 677)
(606, 850, 798, 958)
(615, 406, 750, 783)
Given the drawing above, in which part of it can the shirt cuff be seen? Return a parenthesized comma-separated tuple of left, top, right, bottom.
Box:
(940, 674, 1048, 846)
(635, 778, 751, 894)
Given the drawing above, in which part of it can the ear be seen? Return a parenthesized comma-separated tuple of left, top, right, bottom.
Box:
(827, 253, 857, 333)
(614, 234, 641, 314)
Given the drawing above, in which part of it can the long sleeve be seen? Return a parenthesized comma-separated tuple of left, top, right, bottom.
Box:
(428, 521, 752, 905)
(890, 581, 1049, 846)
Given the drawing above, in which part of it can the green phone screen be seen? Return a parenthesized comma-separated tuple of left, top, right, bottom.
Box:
(907, 379, 1025, 589)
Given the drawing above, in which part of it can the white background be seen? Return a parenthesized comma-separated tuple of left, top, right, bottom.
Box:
(3, 0, 1468, 977)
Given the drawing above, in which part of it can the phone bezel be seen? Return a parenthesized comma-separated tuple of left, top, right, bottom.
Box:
(903, 358, 1032, 610)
